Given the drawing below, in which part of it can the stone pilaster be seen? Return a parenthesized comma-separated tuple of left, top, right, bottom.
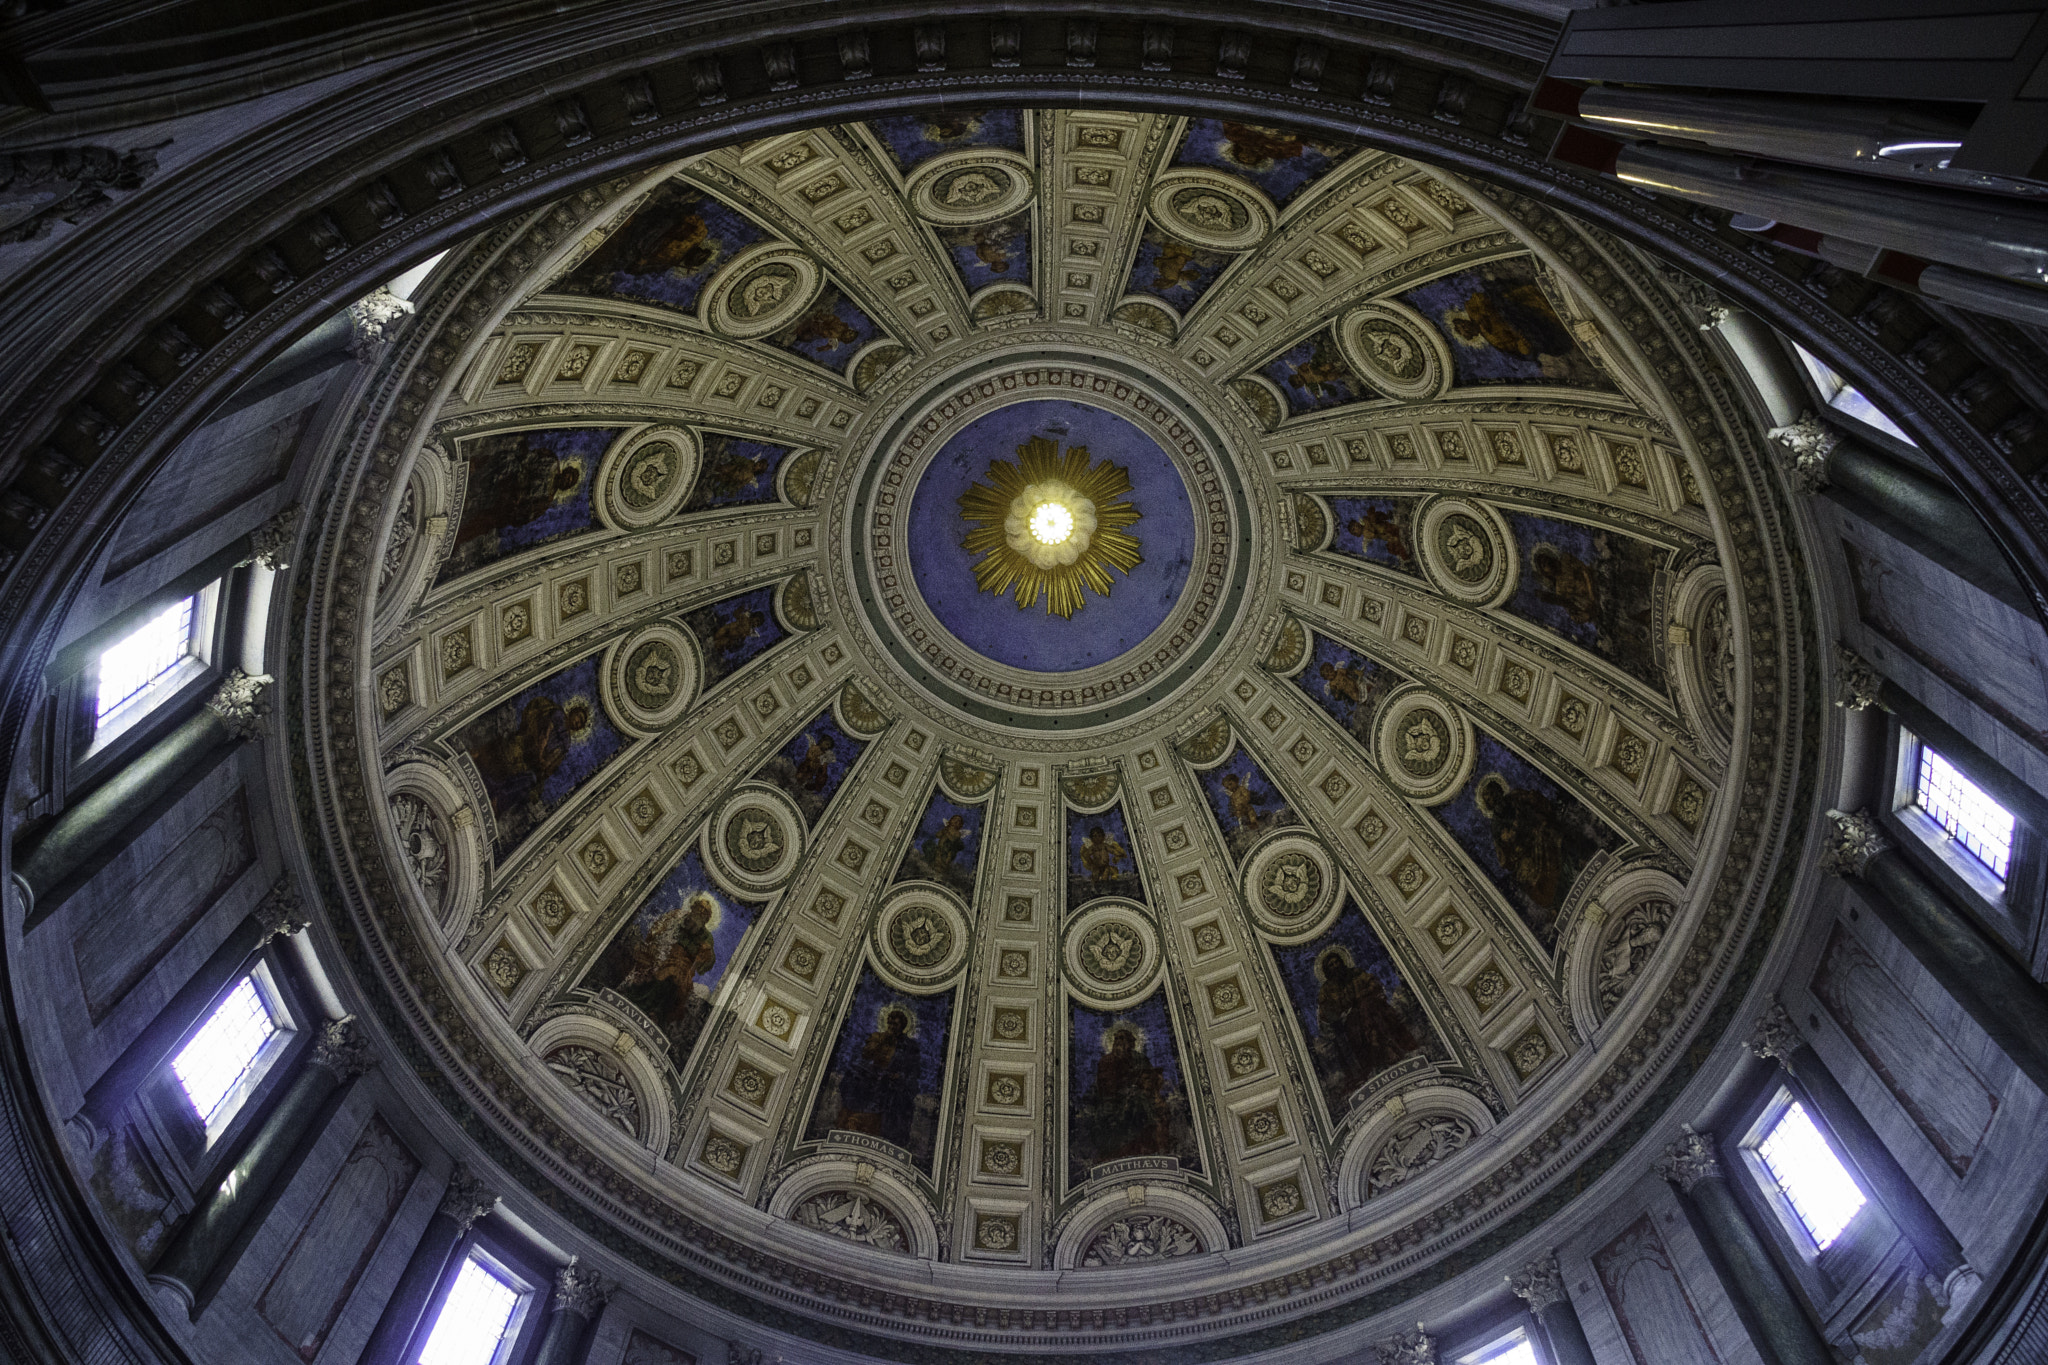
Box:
(1507, 1251, 1596, 1365)
(1823, 807, 2048, 1093)
(1659, 1129, 1833, 1365)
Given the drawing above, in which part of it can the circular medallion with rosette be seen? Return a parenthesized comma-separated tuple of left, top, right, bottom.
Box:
(704, 245, 824, 338)
(601, 624, 699, 738)
(1338, 300, 1453, 404)
(1062, 901, 1162, 1007)
(871, 884, 970, 989)
(706, 785, 805, 895)
(1145, 170, 1274, 252)
(598, 425, 699, 530)
(1415, 497, 1517, 607)
(908, 150, 1035, 225)
(1241, 833, 1341, 942)
(1374, 687, 1475, 805)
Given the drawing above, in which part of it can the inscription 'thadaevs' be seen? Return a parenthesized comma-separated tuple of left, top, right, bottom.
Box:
(958, 436, 1142, 618)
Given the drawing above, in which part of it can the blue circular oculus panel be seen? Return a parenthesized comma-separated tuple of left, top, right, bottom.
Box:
(906, 398, 1197, 673)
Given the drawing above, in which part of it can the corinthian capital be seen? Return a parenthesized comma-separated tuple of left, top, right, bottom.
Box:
(239, 502, 301, 572)
(252, 877, 310, 943)
(1766, 411, 1838, 493)
(553, 1257, 609, 1318)
(347, 287, 415, 360)
(1821, 808, 1892, 880)
(205, 669, 274, 742)
(1833, 645, 1886, 712)
(1505, 1251, 1567, 1312)
(1746, 997, 1804, 1067)
(438, 1165, 497, 1230)
(1376, 1323, 1436, 1365)
(309, 1015, 376, 1081)
(1656, 1126, 1722, 1193)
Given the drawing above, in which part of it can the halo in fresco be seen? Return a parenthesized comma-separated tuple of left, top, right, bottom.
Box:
(705, 245, 824, 338)
(909, 151, 1035, 225)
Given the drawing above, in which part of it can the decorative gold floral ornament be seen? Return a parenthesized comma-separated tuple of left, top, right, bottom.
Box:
(958, 436, 1141, 617)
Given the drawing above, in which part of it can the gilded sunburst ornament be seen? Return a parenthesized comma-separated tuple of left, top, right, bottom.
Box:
(958, 436, 1142, 618)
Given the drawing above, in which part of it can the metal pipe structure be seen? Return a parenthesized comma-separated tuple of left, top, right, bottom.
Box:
(1573, 86, 2029, 195)
(1611, 142, 2048, 285)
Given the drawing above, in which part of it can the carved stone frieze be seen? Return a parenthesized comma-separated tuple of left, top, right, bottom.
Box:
(1366, 1115, 1477, 1199)
(791, 1190, 907, 1253)
(1077, 1213, 1203, 1266)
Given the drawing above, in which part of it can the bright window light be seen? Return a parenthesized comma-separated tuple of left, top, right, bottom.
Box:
(94, 595, 197, 723)
(1756, 1102, 1866, 1250)
(171, 977, 278, 1125)
(1462, 1340, 1540, 1365)
(1792, 343, 1917, 447)
(417, 1255, 523, 1365)
(1915, 746, 2015, 881)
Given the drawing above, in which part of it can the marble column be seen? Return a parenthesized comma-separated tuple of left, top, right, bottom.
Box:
(72, 878, 308, 1147)
(149, 1016, 375, 1318)
(532, 1259, 609, 1365)
(1658, 1129, 1834, 1365)
(1506, 1252, 1596, 1365)
(1747, 999, 1981, 1313)
(355, 1167, 497, 1365)
(1779, 423, 2034, 611)
(1823, 809, 2048, 1094)
(16, 670, 272, 926)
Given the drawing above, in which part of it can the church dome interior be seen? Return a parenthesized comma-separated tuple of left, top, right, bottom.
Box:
(337, 108, 1785, 1336)
(4, 7, 2048, 1365)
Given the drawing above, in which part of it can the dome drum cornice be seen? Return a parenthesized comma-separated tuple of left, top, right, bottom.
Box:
(267, 106, 1824, 1360)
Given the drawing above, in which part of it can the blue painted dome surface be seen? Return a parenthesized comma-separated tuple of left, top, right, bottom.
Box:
(906, 398, 1197, 673)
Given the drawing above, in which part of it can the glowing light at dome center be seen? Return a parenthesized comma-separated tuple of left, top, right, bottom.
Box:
(1029, 502, 1075, 546)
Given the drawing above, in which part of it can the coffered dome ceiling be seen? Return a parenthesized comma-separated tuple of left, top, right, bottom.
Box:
(299, 107, 1815, 1357)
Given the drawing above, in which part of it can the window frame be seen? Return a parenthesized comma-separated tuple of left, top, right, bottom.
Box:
(1786, 340, 1922, 453)
(131, 945, 311, 1193)
(1726, 1078, 1902, 1328)
(1450, 1322, 1548, 1365)
(85, 583, 219, 752)
(414, 1247, 537, 1365)
(51, 562, 245, 799)
(405, 1223, 551, 1365)
(171, 961, 298, 1146)
(1884, 724, 2040, 953)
